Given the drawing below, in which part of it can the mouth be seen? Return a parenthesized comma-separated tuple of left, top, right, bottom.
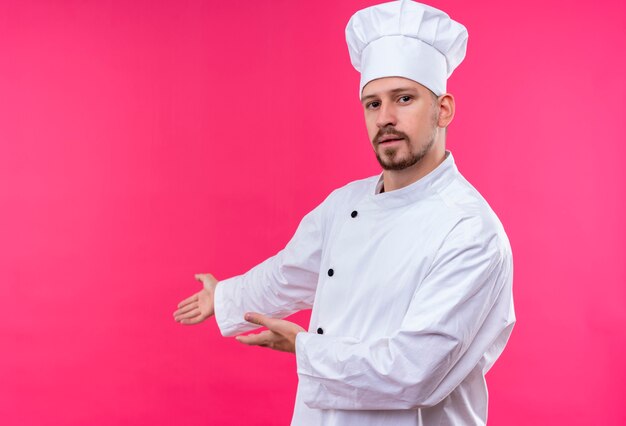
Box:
(377, 135, 405, 145)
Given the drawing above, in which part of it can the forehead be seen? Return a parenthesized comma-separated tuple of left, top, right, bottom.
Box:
(361, 76, 426, 100)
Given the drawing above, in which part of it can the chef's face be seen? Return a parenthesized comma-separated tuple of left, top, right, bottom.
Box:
(361, 77, 440, 171)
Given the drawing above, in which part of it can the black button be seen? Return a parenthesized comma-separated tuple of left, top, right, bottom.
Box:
(327, 268, 334, 277)
(351, 210, 358, 218)
(317, 327, 324, 334)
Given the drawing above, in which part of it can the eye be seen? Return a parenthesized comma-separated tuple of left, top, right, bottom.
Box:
(366, 101, 381, 109)
(398, 95, 412, 103)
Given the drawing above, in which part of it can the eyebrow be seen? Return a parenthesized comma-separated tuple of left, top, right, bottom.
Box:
(361, 87, 418, 103)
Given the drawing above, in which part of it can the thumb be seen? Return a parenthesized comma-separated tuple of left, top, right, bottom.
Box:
(194, 273, 217, 290)
(244, 312, 293, 336)
(244, 312, 270, 327)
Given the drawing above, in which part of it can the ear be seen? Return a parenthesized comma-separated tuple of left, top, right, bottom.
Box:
(436, 93, 455, 128)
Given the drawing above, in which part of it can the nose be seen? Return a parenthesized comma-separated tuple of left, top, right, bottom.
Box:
(376, 103, 397, 128)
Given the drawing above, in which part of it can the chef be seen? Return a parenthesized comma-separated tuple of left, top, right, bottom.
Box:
(173, 1, 515, 425)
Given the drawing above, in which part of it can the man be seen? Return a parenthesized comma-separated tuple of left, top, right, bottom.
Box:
(173, 1, 515, 424)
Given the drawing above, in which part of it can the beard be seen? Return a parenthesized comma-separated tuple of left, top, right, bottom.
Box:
(375, 135, 435, 171)
(373, 108, 439, 171)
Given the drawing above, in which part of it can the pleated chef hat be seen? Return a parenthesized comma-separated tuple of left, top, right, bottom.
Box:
(346, 0, 468, 97)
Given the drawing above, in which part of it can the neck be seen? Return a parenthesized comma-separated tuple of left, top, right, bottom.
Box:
(382, 142, 446, 192)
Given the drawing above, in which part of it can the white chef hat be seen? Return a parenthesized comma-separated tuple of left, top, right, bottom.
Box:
(345, 0, 468, 97)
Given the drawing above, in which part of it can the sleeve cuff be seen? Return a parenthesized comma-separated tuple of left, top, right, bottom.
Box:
(295, 331, 316, 376)
(213, 277, 238, 337)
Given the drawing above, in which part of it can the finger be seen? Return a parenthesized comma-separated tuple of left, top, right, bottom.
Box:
(173, 302, 197, 317)
(235, 330, 274, 346)
(179, 315, 204, 325)
(177, 294, 198, 308)
(175, 308, 201, 321)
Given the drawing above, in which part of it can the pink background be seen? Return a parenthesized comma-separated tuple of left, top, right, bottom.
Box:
(1, 0, 625, 424)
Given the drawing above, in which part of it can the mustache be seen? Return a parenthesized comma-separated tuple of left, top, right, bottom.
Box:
(374, 127, 409, 145)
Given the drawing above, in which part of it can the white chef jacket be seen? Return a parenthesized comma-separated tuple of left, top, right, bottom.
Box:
(214, 151, 515, 425)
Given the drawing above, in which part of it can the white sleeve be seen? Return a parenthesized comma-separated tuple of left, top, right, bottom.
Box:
(295, 216, 515, 410)
(213, 198, 328, 337)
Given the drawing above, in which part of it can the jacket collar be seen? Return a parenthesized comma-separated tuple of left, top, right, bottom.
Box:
(369, 150, 458, 208)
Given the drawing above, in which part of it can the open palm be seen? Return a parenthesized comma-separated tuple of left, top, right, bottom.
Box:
(173, 273, 218, 325)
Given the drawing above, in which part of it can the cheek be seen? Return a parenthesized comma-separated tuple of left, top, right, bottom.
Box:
(402, 109, 433, 136)
(364, 115, 378, 141)
(368, 127, 378, 142)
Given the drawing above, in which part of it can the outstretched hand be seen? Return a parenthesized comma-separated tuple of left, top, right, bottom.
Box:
(236, 312, 306, 353)
(173, 273, 218, 325)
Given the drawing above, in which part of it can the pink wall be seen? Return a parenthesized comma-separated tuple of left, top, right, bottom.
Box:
(1, 1, 624, 424)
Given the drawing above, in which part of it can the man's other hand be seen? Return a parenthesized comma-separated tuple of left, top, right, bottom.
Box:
(173, 273, 218, 325)
(235, 312, 306, 353)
